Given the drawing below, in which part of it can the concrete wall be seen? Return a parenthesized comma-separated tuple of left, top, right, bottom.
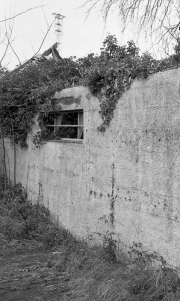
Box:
(1, 68, 180, 267)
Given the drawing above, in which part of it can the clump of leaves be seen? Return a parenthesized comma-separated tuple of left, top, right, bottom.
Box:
(78, 36, 151, 131)
(79, 35, 180, 131)
(0, 57, 81, 147)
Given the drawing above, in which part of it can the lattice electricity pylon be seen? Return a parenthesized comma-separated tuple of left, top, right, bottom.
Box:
(52, 13, 65, 57)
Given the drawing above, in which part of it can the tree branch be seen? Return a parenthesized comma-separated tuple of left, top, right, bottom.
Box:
(0, 5, 46, 23)
(84, 0, 180, 54)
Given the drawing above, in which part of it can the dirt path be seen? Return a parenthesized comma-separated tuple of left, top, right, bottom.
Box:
(0, 240, 71, 301)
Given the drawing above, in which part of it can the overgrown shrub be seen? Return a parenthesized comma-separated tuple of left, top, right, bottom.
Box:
(1, 35, 180, 147)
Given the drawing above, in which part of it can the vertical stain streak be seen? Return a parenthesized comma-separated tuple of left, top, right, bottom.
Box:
(110, 162, 115, 228)
(164, 129, 174, 242)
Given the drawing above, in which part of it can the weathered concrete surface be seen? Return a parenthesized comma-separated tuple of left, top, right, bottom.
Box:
(1, 70, 180, 268)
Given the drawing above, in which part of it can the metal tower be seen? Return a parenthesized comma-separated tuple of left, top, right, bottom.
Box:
(52, 13, 65, 57)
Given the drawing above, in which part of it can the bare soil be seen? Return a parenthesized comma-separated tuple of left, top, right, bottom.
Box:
(0, 234, 71, 301)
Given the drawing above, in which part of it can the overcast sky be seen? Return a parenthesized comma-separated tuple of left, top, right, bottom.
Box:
(0, 0, 146, 70)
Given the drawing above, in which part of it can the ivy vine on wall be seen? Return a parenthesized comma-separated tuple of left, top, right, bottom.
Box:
(0, 35, 180, 147)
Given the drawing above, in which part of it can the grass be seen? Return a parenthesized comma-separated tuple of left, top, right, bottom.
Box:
(1, 181, 180, 300)
(55, 246, 180, 301)
(0, 182, 76, 248)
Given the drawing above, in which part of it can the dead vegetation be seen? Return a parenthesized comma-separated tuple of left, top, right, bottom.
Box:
(0, 181, 180, 300)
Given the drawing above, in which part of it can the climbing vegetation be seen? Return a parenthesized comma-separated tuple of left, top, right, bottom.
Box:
(0, 35, 180, 147)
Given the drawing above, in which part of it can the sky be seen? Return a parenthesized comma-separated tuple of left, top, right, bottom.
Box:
(0, 0, 147, 70)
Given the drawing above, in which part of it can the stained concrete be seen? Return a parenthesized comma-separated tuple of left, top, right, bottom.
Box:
(1, 69, 180, 268)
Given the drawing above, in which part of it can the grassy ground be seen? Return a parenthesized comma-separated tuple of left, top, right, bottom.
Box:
(1, 181, 180, 300)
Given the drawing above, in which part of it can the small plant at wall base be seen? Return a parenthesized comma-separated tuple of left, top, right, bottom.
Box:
(128, 242, 168, 267)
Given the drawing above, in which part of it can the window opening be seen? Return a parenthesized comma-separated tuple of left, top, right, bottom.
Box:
(45, 110, 83, 140)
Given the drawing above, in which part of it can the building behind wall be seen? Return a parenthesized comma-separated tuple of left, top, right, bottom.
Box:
(1, 68, 180, 268)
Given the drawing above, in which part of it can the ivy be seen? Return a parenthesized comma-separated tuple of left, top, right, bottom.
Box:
(0, 58, 80, 147)
(80, 36, 180, 131)
(0, 35, 180, 147)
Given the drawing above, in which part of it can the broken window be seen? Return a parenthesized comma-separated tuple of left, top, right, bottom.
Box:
(45, 110, 84, 141)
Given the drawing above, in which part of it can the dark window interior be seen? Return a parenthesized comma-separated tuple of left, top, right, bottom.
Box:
(43, 110, 83, 140)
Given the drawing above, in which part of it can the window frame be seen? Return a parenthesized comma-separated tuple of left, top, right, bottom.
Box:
(45, 109, 84, 143)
